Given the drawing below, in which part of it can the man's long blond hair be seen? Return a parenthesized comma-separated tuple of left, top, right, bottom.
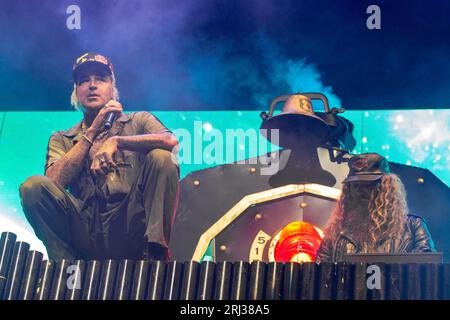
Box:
(324, 174, 409, 247)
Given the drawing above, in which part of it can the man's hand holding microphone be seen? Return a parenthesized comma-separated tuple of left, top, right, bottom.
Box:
(88, 100, 123, 178)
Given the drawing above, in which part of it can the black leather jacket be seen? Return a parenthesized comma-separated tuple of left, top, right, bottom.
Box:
(316, 214, 436, 263)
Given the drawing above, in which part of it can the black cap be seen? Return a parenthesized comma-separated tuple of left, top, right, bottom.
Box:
(343, 153, 390, 183)
(72, 52, 114, 82)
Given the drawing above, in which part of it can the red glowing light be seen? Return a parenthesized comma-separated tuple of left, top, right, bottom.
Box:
(274, 221, 324, 263)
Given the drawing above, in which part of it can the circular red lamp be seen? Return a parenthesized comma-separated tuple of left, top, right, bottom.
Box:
(274, 221, 324, 263)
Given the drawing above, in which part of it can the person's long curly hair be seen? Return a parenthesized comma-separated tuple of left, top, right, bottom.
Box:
(324, 174, 409, 248)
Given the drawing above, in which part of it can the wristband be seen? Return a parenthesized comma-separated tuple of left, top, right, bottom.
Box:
(82, 134, 94, 145)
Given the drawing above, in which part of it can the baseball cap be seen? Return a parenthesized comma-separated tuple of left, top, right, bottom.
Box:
(342, 153, 390, 183)
(72, 52, 114, 82)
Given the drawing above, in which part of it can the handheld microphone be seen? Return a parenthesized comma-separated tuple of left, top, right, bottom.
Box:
(104, 112, 117, 130)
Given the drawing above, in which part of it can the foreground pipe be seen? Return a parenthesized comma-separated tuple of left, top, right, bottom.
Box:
(0, 232, 17, 299)
(34, 260, 55, 300)
(3, 241, 30, 300)
(18, 250, 43, 300)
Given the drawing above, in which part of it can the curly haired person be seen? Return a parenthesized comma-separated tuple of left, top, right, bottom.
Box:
(316, 153, 436, 262)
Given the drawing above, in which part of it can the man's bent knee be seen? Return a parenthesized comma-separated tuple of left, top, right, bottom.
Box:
(19, 175, 54, 204)
(145, 148, 179, 170)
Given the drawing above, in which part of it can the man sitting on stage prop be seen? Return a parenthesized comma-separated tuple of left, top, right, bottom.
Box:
(19, 52, 179, 261)
(316, 153, 436, 262)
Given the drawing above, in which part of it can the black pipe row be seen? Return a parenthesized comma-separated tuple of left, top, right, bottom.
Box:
(1, 231, 450, 300)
